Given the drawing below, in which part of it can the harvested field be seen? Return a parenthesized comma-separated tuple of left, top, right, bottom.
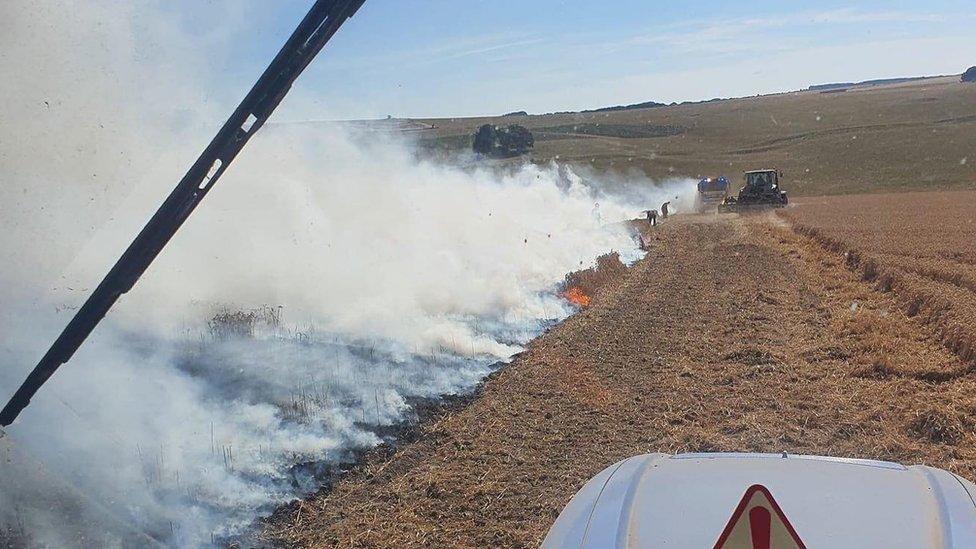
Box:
(782, 191, 976, 368)
(783, 191, 976, 263)
(267, 201, 976, 547)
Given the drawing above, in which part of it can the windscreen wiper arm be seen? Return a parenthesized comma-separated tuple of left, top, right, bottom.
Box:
(0, 0, 366, 426)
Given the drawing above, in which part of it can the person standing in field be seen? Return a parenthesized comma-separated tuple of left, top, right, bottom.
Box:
(661, 201, 671, 218)
(645, 209, 658, 227)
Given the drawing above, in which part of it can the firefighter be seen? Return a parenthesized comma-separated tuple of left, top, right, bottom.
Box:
(645, 209, 658, 227)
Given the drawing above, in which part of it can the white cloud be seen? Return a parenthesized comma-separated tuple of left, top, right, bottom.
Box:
(627, 8, 947, 55)
(441, 37, 547, 60)
(805, 8, 946, 24)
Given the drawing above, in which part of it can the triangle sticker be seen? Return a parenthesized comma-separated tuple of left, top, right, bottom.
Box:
(713, 484, 807, 549)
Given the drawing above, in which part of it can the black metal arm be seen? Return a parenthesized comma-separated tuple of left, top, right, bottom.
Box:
(1, 0, 366, 426)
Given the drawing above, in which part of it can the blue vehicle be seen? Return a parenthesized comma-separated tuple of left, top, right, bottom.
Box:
(694, 176, 731, 213)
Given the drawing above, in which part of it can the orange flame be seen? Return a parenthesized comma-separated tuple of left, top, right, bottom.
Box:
(562, 286, 591, 307)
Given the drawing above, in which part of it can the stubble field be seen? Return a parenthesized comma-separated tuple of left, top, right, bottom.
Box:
(783, 191, 976, 371)
(268, 191, 976, 547)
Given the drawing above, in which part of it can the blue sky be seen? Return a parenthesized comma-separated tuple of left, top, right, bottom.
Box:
(169, 1, 976, 119)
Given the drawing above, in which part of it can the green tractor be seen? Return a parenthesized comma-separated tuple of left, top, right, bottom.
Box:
(718, 169, 789, 213)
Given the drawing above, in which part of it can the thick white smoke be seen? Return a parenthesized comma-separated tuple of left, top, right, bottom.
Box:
(0, 1, 698, 546)
(3, 125, 695, 544)
(111, 127, 650, 356)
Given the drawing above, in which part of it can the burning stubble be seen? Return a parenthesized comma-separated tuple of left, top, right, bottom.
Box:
(0, 127, 696, 545)
(0, 1, 700, 545)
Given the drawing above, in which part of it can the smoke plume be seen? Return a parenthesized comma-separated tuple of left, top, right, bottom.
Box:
(0, 1, 697, 545)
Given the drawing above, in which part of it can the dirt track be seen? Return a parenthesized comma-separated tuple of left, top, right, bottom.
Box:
(269, 213, 976, 548)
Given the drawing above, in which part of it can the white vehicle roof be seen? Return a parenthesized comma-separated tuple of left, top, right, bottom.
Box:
(542, 452, 976, 548)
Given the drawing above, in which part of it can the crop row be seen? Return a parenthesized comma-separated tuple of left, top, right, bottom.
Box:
(783, 194, 976, 369)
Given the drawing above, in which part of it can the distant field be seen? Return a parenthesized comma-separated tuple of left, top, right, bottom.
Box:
(413, 76, 976, 196)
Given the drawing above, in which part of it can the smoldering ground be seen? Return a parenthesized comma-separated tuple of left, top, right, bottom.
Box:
(0, 2, 698, 546)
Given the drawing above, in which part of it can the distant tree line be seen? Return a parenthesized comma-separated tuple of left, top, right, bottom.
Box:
(586, 100, 666, 113)
(472, 124, 534, 158)
(543, 97, 726, 116)
(808, 76, 931, 91)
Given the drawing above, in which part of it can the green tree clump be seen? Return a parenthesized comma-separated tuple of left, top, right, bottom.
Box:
(472, 124, 534, 158)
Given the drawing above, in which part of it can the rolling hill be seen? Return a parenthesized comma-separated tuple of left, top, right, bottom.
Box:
(414, 76, 976, 196)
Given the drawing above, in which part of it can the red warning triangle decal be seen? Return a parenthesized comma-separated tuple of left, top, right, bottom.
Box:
(713, 484, 807, 549)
